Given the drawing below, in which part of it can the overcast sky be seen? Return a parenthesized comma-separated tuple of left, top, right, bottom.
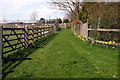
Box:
(0, 0, 65, 22)
(0, 0, 118, 22)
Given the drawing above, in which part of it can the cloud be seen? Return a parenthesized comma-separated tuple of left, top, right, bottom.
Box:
(0, 0, 64, 21)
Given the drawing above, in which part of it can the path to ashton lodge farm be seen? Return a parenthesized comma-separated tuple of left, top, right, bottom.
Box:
(4, 28, 118, 78)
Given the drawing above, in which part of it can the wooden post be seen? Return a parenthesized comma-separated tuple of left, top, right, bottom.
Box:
(88, 24, 92, 38)
(0, 26, 2, 79)
(98, 17, 100, 29)
(78, 24, 80, 35)
(36, 27, 38, 40)
(75, 24, 76, 33)
(0, 26, 3, 59)
(52, 26, 54, 33)
(96, 17, 101, 39)
(32, 27, 35, 43)
(51, 27, 53, 35)
(24, 26, 28, 47)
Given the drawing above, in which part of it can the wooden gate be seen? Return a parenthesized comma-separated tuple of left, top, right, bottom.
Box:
(0, 26, 53, 55)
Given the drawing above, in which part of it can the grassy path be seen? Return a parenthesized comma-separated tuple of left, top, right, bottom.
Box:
(5, 28, 118, 78)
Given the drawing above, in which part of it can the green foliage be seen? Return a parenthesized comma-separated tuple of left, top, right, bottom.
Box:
(79, 5, 88, 23)
(63, 19, 69, 23)
(81, 2, 119, 41)
(57, 18, 62, 23)
(36, 18, 45, 25)
(99, 3, 119, 29)
(40, 18, 45, 20)
(84, 2, 119, 29)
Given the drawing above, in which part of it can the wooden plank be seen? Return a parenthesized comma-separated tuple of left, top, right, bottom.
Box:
(3, 33, 23, 36)
(3, 38, 24, 43)
(34, 36, 40, 39)
(36, 29, 39, 40)
(0, 26, 3, 59)
(28, 27, 44, 30)
(28, 34, 32, 36)
(28, 29, 33, 30)
(24, 27, 28, 47)
(98, 29, 120, 32)
(32, 28, 35, 43)
(3, 28, 24, 30)
(88, 28, 120, 32)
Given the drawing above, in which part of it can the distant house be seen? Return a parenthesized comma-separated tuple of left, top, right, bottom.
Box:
(2, 22, 33, 28)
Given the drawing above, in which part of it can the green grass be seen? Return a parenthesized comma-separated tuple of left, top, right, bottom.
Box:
(3, 28, 118, 78)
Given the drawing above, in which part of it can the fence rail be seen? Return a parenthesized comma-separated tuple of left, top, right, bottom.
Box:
(88, 28, 120, 32)
(0, 26, 53, 55)
(72, 23, 120, 45)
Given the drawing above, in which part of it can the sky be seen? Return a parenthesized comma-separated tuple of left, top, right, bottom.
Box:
(0, 0, 118, 22)
(0, 0, 65, 22)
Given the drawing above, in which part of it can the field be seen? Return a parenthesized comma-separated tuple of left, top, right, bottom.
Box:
(3, 28, 118, 78)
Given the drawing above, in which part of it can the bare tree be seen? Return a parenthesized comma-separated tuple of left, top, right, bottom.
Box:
(2, 16, 7, 24)
(30, 11, 38, 23)
(50, 0, 82, 20)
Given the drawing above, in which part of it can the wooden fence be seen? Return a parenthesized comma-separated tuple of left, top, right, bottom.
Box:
(0, 26, 53, 55)
(72, 23, 120, 45)
(73, 23, 88, 38)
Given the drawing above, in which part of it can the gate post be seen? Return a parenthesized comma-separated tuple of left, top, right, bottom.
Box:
(0, 26, 3, 79)
(0, 26, 3, 57)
